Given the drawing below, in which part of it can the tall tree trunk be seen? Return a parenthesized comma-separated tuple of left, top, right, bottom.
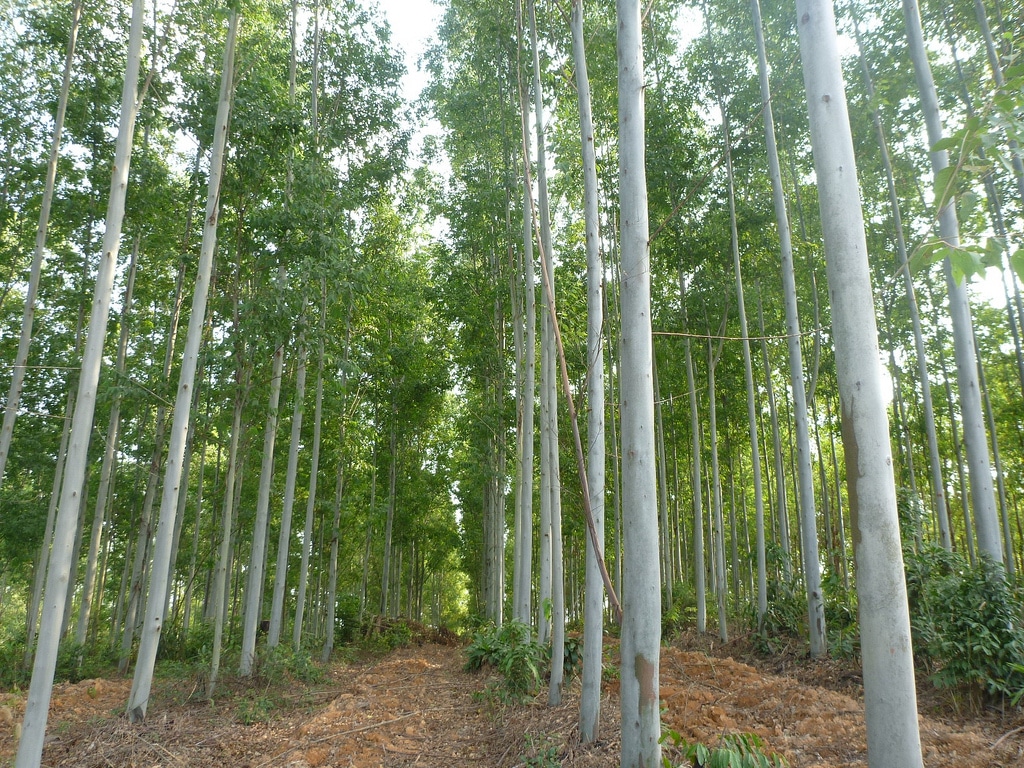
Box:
(208, 369, 246, 698)
(680, 275, 706, 634)
(617, 1, 661, 763)
(529, 0, 557, 645)
(23, 379, 76, 669)
(654, 362, 673, 610)
(849, 4, 950, 549)
(707, 337, 728, 643)
(709, 44, 767, 625)
(321, 441, 345, 662)
(269, 333, 307, 647)
(294, 286, 326, 649)
(512, 0, 536, 627)
(74, 241, 139, 652)
(16, 1, 145, 761)
(128, 12, 238, 718)
(796, 0, 923, 763)
(902, 0, 1001, 567)
(0, 0, 82, 494)
(751, 0, 825, 654)
(239, 333, 286, 676)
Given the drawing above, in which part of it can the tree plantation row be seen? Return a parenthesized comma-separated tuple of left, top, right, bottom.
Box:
(0, 0, 1022, 766)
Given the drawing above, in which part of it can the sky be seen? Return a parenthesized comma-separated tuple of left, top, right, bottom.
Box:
(376, 0, 442, 105)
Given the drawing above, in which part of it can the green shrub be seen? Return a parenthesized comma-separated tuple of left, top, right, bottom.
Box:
(748, 576, 805, 655)
(662, 730, 788, 768)
(335, 594, 361, 645)
(257, 644, 326, 685)
(465, 620, 544, 703)
(904, 544, 1024, 702)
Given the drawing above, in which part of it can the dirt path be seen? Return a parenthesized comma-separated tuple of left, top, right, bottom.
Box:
(1, 639, 1021, 767)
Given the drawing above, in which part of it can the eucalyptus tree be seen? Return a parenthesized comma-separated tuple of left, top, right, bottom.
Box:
(796, 0, 923, 763)
(617, 0, 661, 764)
(127, 9, 239, 719)
(567, 0, 604, 729)
(0, 0, 82, 498)
(425, 0, 520, 623)
(847, 3, 950, 551)
(511, 0, 535, 628)
(15, 0, 145, 762)
(902, 0, 1002, 568)
(750, 0, 825, 655)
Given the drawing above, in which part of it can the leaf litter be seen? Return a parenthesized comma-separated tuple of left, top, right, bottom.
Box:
(1, 631, 1021, 767)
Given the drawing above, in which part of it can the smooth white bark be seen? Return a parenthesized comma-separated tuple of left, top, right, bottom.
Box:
(577, 0, 605, 730)
(240, 337, 286, 676)
(795, 1, 923, 764)
(902, 0, 1001, 567)
(617, 1, 661, 763)
(269, 338, 307, 647)
(127, 12, 238, 719)
(15, 2, 145, 762)
(0, 0, 82, 495)
(751, 0, 825, 654)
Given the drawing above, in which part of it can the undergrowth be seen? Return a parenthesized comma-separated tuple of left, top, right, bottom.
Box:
(662, 730, 788, 768)
(904, 544, 1024, 705)
(465, 620, 544, 703)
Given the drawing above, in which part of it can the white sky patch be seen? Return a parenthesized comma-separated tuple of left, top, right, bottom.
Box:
(377, 0, 441, 109)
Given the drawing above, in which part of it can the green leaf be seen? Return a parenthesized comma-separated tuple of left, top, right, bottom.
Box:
(949, 245, 987, 284)
(934, 165, 957, 208)
(1009, 249, 1024, 284)
(931, 135, 960, 153)
(983, 237, 1006, 270)
(957, 190, 980, 225)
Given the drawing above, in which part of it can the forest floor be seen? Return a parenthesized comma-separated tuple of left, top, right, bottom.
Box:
(1, 627, 1023, 768)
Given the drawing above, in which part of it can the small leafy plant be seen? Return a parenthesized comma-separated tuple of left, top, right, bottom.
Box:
(662, 730, 788, 768)
(904, 545, 1024, 704)
(465, 620, 544, 703)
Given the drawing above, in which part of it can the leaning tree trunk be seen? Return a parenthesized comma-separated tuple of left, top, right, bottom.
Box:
(617, 0, 661, 764)
(74, 242, 139, 652)
(711, 57, 767, 626)
(15, 2, 145, 762)
(795, 0, 923, 765)
(0, 0, 82, 494)
(903, 0, 1002, 567)
(127, 11, 238, 720)
(751, 0, 825, 655)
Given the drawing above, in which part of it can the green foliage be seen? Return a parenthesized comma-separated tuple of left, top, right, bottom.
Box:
(53, 641, 117, 685)
(334, 594, 361, 646)
(560, 635, 583, 679)
(519, 733, 561, 767)
(158, 620, 215, 667)
(904, 545, 1024, 703)
(662, 730, 788, 768)
(256, 645, 326, 686)
(821, 571, 858, 660)
(748, 575, 805, 655)
(359, 616, 417, 653)
(236, 693, 275, 725)
(465, 620, 544, 703)
(663, 582, 696, 640)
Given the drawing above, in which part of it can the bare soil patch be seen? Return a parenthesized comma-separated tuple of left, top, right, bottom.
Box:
(1, 634, 1021, 767)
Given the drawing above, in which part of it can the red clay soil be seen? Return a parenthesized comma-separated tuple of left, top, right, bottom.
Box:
(1, 634, 1021, 767)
